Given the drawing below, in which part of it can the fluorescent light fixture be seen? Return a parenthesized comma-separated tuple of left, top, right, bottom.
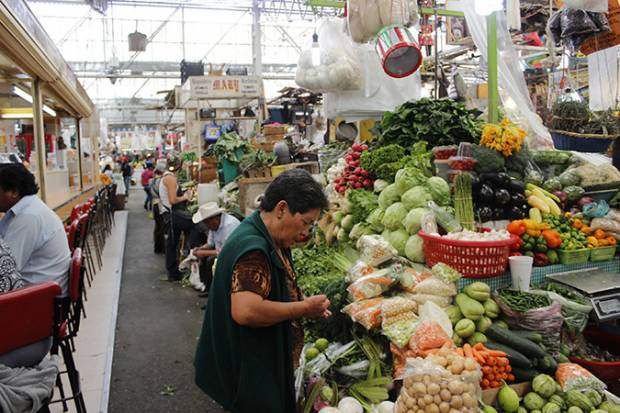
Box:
(1, 113, 33, 119)
(12, 87, 57, 117)
(474, 0, 502, 16)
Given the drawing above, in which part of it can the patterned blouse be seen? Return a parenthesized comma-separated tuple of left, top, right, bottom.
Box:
(231, 250, 305, 369)
(0, 238, 24, 293)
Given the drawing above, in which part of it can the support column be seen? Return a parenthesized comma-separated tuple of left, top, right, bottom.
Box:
(181, 6, 186, 60)
(76, 117, 84, 191)
(487, 11, 499, 123)
(32, 78, 47, 202)
(252, 0, 262, 77)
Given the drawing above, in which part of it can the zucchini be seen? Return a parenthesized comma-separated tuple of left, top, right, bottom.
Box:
(511, 366, 540, 382)
(511, 330, 543, 343)
(486, 325, 546, 359)
(485, 339, 533, 369)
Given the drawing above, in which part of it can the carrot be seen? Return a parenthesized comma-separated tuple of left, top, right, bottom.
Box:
(492, 366, 500, 374)
(482, 378, 490, 388)
(463, 343, 473, 359)
(482, 366, 492, 375)
(456, 347, 464, 357)
(485, 349, 507, 357)
(507, 374, 515, 382)
(474, 352, 486, 365)
(473, 342, 484, 351)
(505, 365, 512, 373)
(419, 348, 440, 357)
(487, 357, 497, 366)
(490, 380, 500, 388)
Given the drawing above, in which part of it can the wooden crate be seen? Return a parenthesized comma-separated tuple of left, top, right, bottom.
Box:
(244, 167, 272, 178)
(263, 124, 289, 135)
(252, 142, 276, 152)
(238, 177, 274, 216)
(272, 161, 320, 177)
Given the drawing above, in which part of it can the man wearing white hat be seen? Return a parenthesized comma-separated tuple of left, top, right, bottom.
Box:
(191, 202, 240, 293)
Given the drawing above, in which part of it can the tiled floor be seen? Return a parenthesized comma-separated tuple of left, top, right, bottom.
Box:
(50, 211, 128, 413)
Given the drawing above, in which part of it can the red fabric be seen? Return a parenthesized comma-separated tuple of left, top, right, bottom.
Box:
(141, 169, 154, 186)
(0, 282, 61, 354)
(67, 220, 79, 251)
(69, 249, 82, 303)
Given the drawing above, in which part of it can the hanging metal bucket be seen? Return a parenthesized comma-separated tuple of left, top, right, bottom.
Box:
(128, 31, 147, 52)
(375, 24, 422, 78)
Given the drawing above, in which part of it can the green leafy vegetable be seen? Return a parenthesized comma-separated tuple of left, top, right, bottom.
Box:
(208, 132, 252, 163)
(348, 190, 379, 224)
(472, 144, 505, 174)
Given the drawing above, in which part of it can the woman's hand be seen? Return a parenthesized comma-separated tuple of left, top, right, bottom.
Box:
(303, 295, 331, 319)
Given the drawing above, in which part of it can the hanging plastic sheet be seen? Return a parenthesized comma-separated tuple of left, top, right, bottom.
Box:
(588, 45, 620, 111)
(458, 8, 554, 149)
(323, 42, 421, 120)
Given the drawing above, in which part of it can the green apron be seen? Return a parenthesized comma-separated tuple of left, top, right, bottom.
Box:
(194, 211, 297, 413)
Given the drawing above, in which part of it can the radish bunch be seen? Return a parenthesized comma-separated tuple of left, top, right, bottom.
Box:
(333, 143, 372, 193)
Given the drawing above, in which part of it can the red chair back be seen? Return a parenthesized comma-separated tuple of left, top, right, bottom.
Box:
(69, 249, 83, 303)
(77, 213, 89, 249)
(67, 219, 79, 251)
(69, 205, 82, 223)
(0, 282, 61, 354)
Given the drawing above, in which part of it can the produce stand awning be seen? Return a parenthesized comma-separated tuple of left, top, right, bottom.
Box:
(0, 0, 93, 117)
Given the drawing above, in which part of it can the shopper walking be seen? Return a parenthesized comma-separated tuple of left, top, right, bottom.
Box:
(141, 161, 155, 210)
(0, 164, 70, 295)
(151, 166, 166, 254)
(121, 158, 132, 196)
(191, 202, 240, 292)
(194, 169, 330, 413)
(160, 156, 195, 281)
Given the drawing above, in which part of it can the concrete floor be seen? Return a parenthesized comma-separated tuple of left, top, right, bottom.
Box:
(107, 189, 225, 413)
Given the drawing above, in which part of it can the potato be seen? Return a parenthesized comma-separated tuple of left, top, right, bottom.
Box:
(412, 382, 426, 396)
(462, 392, 476, 408)
(433, 395, 442, 405)
(447, 380, 464, 395)
(423, 394, 434, 405)
(427, 382, 440, 395)
(405, 396, 416, 409)
(438, 401, 450, 413)
(425, 404, 439, 413)
(434, 356, 448, 367)
(449, 395, 463, 410)
(464, 358, 477, 371)
(449, 359, 464, 375)
(423, 375, 431, 384)
(439, 389, 451, 401)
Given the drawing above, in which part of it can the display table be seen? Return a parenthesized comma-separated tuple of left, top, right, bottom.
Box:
(458, 258, 620, 290)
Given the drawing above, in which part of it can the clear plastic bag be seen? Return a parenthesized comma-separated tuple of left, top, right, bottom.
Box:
(415, 276, 457, 297)
(419, 301, 453, 339)
(556, 362, 607, 392)
(346, 260, 376, 282)
(431, 263, 463, 284)
(411, 294, 452, 308)
(347, 269, 395, 301)
(395, 353, 482, 413)
(347, 0, 411, 44)
(394, 263, 432, 292)
(295, 19, 363, 93)
(421, 211, 438, 235)
(382, 308, 419, 348)
(591, 217, 620, 233)
(529, 289, 593, 335)
(357, 234, 398, 266)
(342, 297, 384, 329)
(428, 201, 462, 233)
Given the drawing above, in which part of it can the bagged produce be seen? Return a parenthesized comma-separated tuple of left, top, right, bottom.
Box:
(357, 235, 397, 266)
(556, 362, 607, 392)
(381, 297, 419, 347)
(342, 297, 384, 329)
(495, 293, 564, 355)
(394, 350, 482, 413)
(415, 276, 457, 297)
(346, 260, 375, 282)
(431, 263, 463, 283)
(347, 0, 410, 43)
(392, 262, 431, 292)
(533, 286, 593, 335)
(411, 293, 452, 308)
(295, 19, 363, 93)
(590, 217, 620, 234)
(419, 301, 453, 338)
(347, 269, 395, 301)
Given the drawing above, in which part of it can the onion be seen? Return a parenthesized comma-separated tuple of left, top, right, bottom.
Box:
(338, 397, 363, 413)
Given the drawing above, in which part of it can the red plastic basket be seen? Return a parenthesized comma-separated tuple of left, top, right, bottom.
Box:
(418, 231, 517, 279)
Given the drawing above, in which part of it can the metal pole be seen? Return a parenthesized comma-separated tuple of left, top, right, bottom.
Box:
(32, 78, 47, 202)
(487, 12, 499, 123)
(75, 117, 84, 191)
(181, 6, 186, 60)
(252, 0, 263, 76)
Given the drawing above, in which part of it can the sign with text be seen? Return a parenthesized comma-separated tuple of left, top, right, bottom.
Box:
(189, 76, 262, 99)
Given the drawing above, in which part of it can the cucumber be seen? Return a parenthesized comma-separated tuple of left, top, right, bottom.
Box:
(485, 339, 533, 369)
(511, 330, 543, 343)
(511, 366, 540, 382)
(486, 325, 546, 359)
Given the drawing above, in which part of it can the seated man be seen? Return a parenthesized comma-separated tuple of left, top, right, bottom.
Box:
(0, 164, 70, 296)
(191, 202, 240, 293)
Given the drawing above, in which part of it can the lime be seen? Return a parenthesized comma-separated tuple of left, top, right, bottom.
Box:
(314, 338, 329, 352)
(305, 347, 320, 360)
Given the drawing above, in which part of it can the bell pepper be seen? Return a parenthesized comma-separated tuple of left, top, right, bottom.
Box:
(581, 225, 593, 235)
(599, 238, 609, 246)
(524, 251, 535, 258)
(542, 229, 562, 249)
(572, 219, 584, 229)
(594, 229, 607, 240)
(587, 236, 599, 247)
(607, 236, 617, 246)
(534, 252, 550, 267)
(511, 237, 523, 252)
(526, 229, 542, 237)
(546, 250, 559, 265)
(507, 220, 527, 236)
(510, 251, 523, 257)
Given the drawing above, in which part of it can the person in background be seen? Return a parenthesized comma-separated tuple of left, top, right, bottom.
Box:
(150, 166, 166, 254)
(100, 164, 113, 186)
(141, 162, 155, 210)
(160, 156, 195, 281)
(194, 169, 330, 413)
(191, 202, 240, 294)
(121, 159, 132, 197)
(0, 164, 70, 295)
(0, 236, 23, 293)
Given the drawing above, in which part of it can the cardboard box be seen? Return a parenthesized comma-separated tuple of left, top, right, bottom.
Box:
(481, 382, 531, 406)
(238, 177, 273, 215)
(263, 124, 289, 135)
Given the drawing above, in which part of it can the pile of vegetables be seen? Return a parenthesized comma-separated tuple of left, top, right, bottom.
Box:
(378, 98, 482, 148)
(360, 142, 433, 182)
(333, 143, 373, 193)
(449, 281, 500, 348)
(473, 172, 528, 222)
(456, 343, 515, 390)
(206, 131, 252, 163)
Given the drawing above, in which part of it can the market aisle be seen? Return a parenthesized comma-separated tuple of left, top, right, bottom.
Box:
(108, 189, 225, 412)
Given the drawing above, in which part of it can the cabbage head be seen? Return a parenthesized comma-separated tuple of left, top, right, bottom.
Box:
(426, 176, 451, 206)
(373, 179, 389, 193)
(366, 208, 385, 232)
(401, 186, 432, 210)
(395, 167, 427, 194)
(404, 208, 428, 235)
(405, 234, 425, 263)
(349, 222, 374, 240)
(382, 202, 407, 230)
(389, 228, 410, 256)
(378, 183, 401, 209)
(381, 229, 393, 245)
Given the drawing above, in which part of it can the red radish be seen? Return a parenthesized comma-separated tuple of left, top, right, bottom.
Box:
(351, 152, 360, 160)
(361, 144, 369, 151)
(354, 168, 362, 175)
(363, 179, 372, 187)
(360, 170, 369, 177)
(353, 182, 362, 189)
(344, 154, 353, 163)
(352, 143, 362, 152)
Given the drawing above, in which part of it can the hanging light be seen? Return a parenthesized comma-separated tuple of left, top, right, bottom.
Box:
(474, 0, 503, 16)
(311, 32, 321, 67)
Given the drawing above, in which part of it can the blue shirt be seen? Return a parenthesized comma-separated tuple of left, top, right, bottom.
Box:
(0, 195, 70, 295)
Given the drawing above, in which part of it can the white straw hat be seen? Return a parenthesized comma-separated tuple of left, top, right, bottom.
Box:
(192, 202, 223, 224)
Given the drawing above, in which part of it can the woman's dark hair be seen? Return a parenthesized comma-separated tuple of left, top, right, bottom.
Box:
(0, 164, 39, 196)
(103, 165, 112, 172)
(260, 169, 328, 214)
